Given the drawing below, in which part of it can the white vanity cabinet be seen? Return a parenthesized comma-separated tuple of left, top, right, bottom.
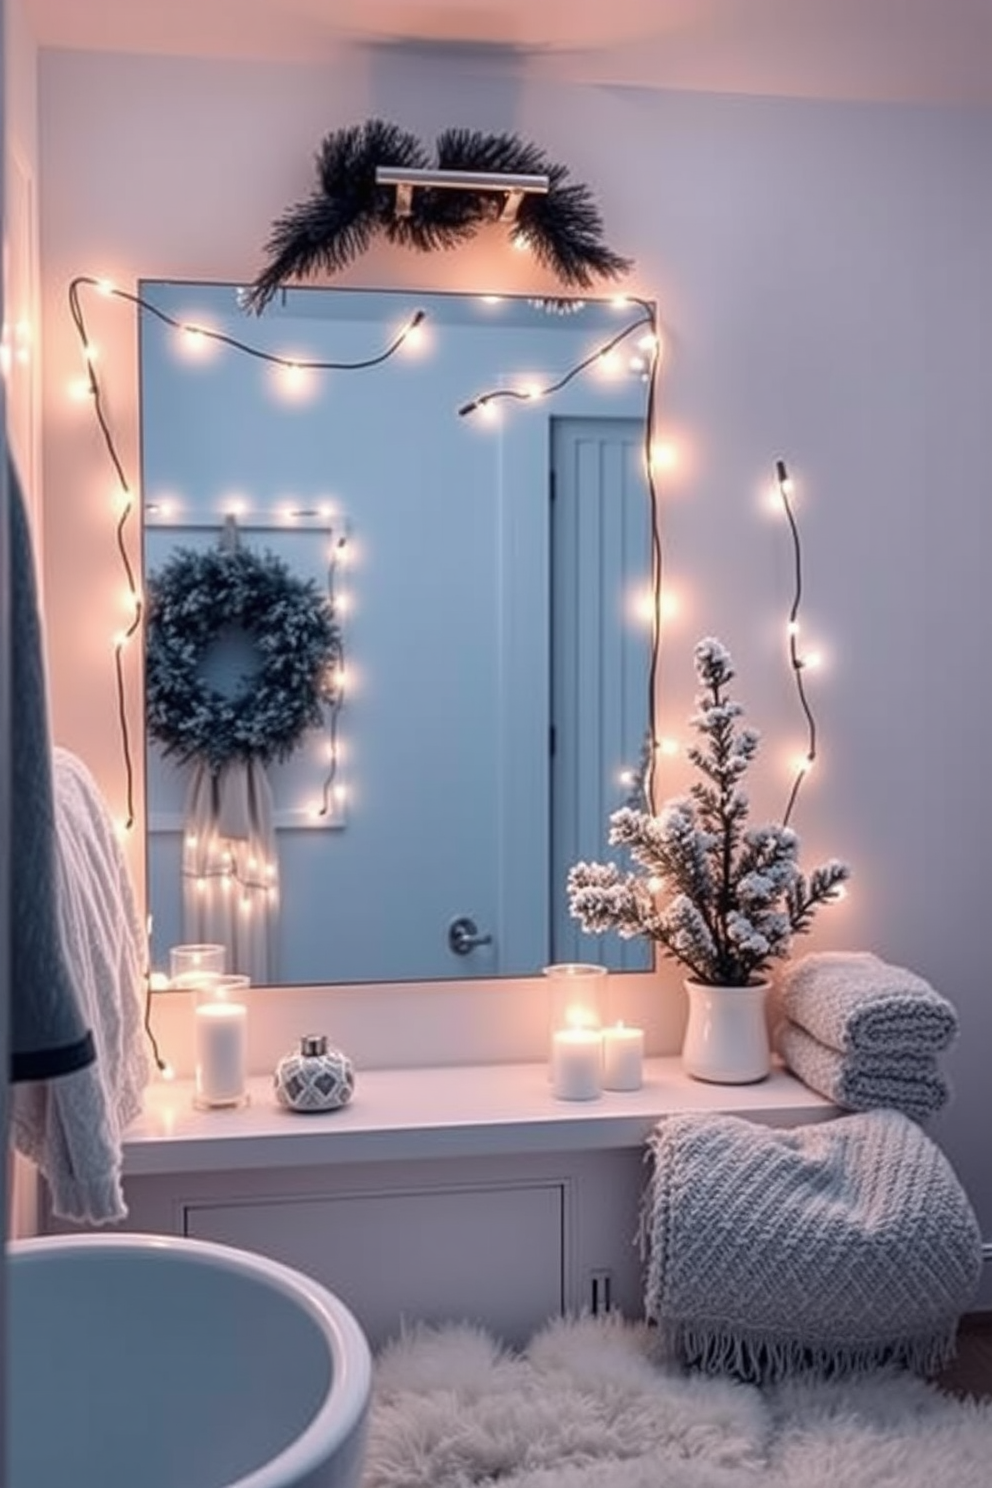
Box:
(42, 1060, 834, 1350)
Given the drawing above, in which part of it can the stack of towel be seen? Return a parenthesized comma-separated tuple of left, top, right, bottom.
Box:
(775, 951, 959, 1123)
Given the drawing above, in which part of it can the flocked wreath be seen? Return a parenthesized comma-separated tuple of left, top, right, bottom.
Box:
(145, 544, 341, 772)
(244, 119, 632, 312)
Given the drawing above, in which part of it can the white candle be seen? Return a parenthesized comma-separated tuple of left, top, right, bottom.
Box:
(551, 1028, 603, 1100)
(194, 1000, 248, 1107)
(602, 1022, 645, 1091)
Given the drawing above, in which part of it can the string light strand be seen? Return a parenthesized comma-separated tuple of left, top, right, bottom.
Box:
(775, 457, 818, 827)
(457, 300, 655, 416)
(319, 531, 348, 816)
(67, 274, 426, 834)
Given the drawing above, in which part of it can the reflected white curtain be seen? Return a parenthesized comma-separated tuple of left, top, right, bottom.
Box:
(181, 759, 278, 983)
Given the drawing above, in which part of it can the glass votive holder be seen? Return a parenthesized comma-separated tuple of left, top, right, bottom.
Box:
(170, 943, 226, 988)
(543, 963, 607, 1036)
(543, 963, 608, 1100)
(192, 974, 250, 1110)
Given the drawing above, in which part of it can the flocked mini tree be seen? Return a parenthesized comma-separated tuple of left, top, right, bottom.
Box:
(567, 637, 850, 986)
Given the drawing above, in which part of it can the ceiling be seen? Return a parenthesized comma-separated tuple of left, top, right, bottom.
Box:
(23, 0, 992, 104)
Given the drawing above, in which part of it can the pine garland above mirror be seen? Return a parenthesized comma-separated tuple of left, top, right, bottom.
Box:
(245, 118, 633, 312)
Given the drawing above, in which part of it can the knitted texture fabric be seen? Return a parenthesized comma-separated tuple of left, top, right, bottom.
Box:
(10, 749, 151, 1223)
(641, 1110, 981, 1383)
(776, 1020, 950, 1123)
(779, 951, 958, 1055)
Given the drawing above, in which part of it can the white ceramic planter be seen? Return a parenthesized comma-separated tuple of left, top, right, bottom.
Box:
(682, 979, 771, 1084)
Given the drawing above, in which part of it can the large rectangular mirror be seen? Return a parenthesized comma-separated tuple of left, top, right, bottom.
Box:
(140, 283, 655, 986)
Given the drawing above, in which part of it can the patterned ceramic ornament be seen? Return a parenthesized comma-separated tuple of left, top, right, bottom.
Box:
(274, 1034, 355, 1113)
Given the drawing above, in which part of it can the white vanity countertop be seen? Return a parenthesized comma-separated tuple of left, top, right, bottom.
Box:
(122, 1058, 835, 1176)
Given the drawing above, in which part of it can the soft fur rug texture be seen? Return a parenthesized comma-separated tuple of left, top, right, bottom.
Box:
(361, 1314, 992, 1488)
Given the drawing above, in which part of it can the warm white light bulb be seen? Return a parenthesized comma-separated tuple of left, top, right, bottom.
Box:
(402, 319, 426, 352)
(631, 586, 655, 627)
(649, 442, 678, 473)
(95, 278, 115, 297)
(659, 737, 680, 757)
(180, 326, 207, 353)
(273, 362, 314, 402)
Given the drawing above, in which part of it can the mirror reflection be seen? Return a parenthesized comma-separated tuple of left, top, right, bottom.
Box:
(140, 283, 654, 986)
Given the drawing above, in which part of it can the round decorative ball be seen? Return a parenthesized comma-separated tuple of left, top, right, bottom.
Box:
(274, 1035, 355, 1113)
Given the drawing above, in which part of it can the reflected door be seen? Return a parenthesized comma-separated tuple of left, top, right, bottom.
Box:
(549, 417, 653, 970)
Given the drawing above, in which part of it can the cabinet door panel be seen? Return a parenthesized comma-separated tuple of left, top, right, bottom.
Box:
(186, 1183, 564, 1350)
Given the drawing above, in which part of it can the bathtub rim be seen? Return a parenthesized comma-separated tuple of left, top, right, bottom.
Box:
(7, 1230, 373, 1488)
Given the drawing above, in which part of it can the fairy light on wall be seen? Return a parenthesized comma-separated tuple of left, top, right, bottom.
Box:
(774, 457, 820, 828)
(68, 276, 142, 833)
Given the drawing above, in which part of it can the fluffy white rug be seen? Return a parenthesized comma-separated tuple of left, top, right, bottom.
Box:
(361, 1314, 992, 1488)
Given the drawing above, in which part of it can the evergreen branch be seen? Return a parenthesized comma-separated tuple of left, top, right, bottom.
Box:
(246, 120, 633, 307)
(567, 636, 851, 986)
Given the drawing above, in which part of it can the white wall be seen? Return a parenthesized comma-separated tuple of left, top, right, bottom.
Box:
(35, 47, 992, 1253)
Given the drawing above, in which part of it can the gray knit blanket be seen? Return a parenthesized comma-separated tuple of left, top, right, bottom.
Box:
(777, 1020, 950, 1123)
(642, 1110, 981, 1383)
(779, 951, 958, 1053)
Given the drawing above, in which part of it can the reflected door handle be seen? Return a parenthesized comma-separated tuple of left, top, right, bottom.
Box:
(447, 916, 494, 956)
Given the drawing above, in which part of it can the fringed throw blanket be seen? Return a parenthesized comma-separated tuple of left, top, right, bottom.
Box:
(642, 1110, 982, 1383)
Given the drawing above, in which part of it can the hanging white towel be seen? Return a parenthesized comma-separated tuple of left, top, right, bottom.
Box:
(10, 748, 151, 1224)
(181, 757, 278, 984)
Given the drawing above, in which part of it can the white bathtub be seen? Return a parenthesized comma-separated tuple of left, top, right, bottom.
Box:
(7, 1232, 372, 1488)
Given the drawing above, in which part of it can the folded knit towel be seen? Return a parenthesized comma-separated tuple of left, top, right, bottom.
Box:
(776, 1019, 950, 1124)
(779, 951, 958, 1055)
(641, 1109, 981, 1383)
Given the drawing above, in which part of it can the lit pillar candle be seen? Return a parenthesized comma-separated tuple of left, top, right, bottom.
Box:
(601, 1021, 645, 1091)
(194, 1002, 247, 1107)
(551, 1027, 603, 1101)
(192, 973, 250, 1108)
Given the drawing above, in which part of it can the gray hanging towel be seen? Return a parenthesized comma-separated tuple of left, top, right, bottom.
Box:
(8, 456, 95, 1082)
